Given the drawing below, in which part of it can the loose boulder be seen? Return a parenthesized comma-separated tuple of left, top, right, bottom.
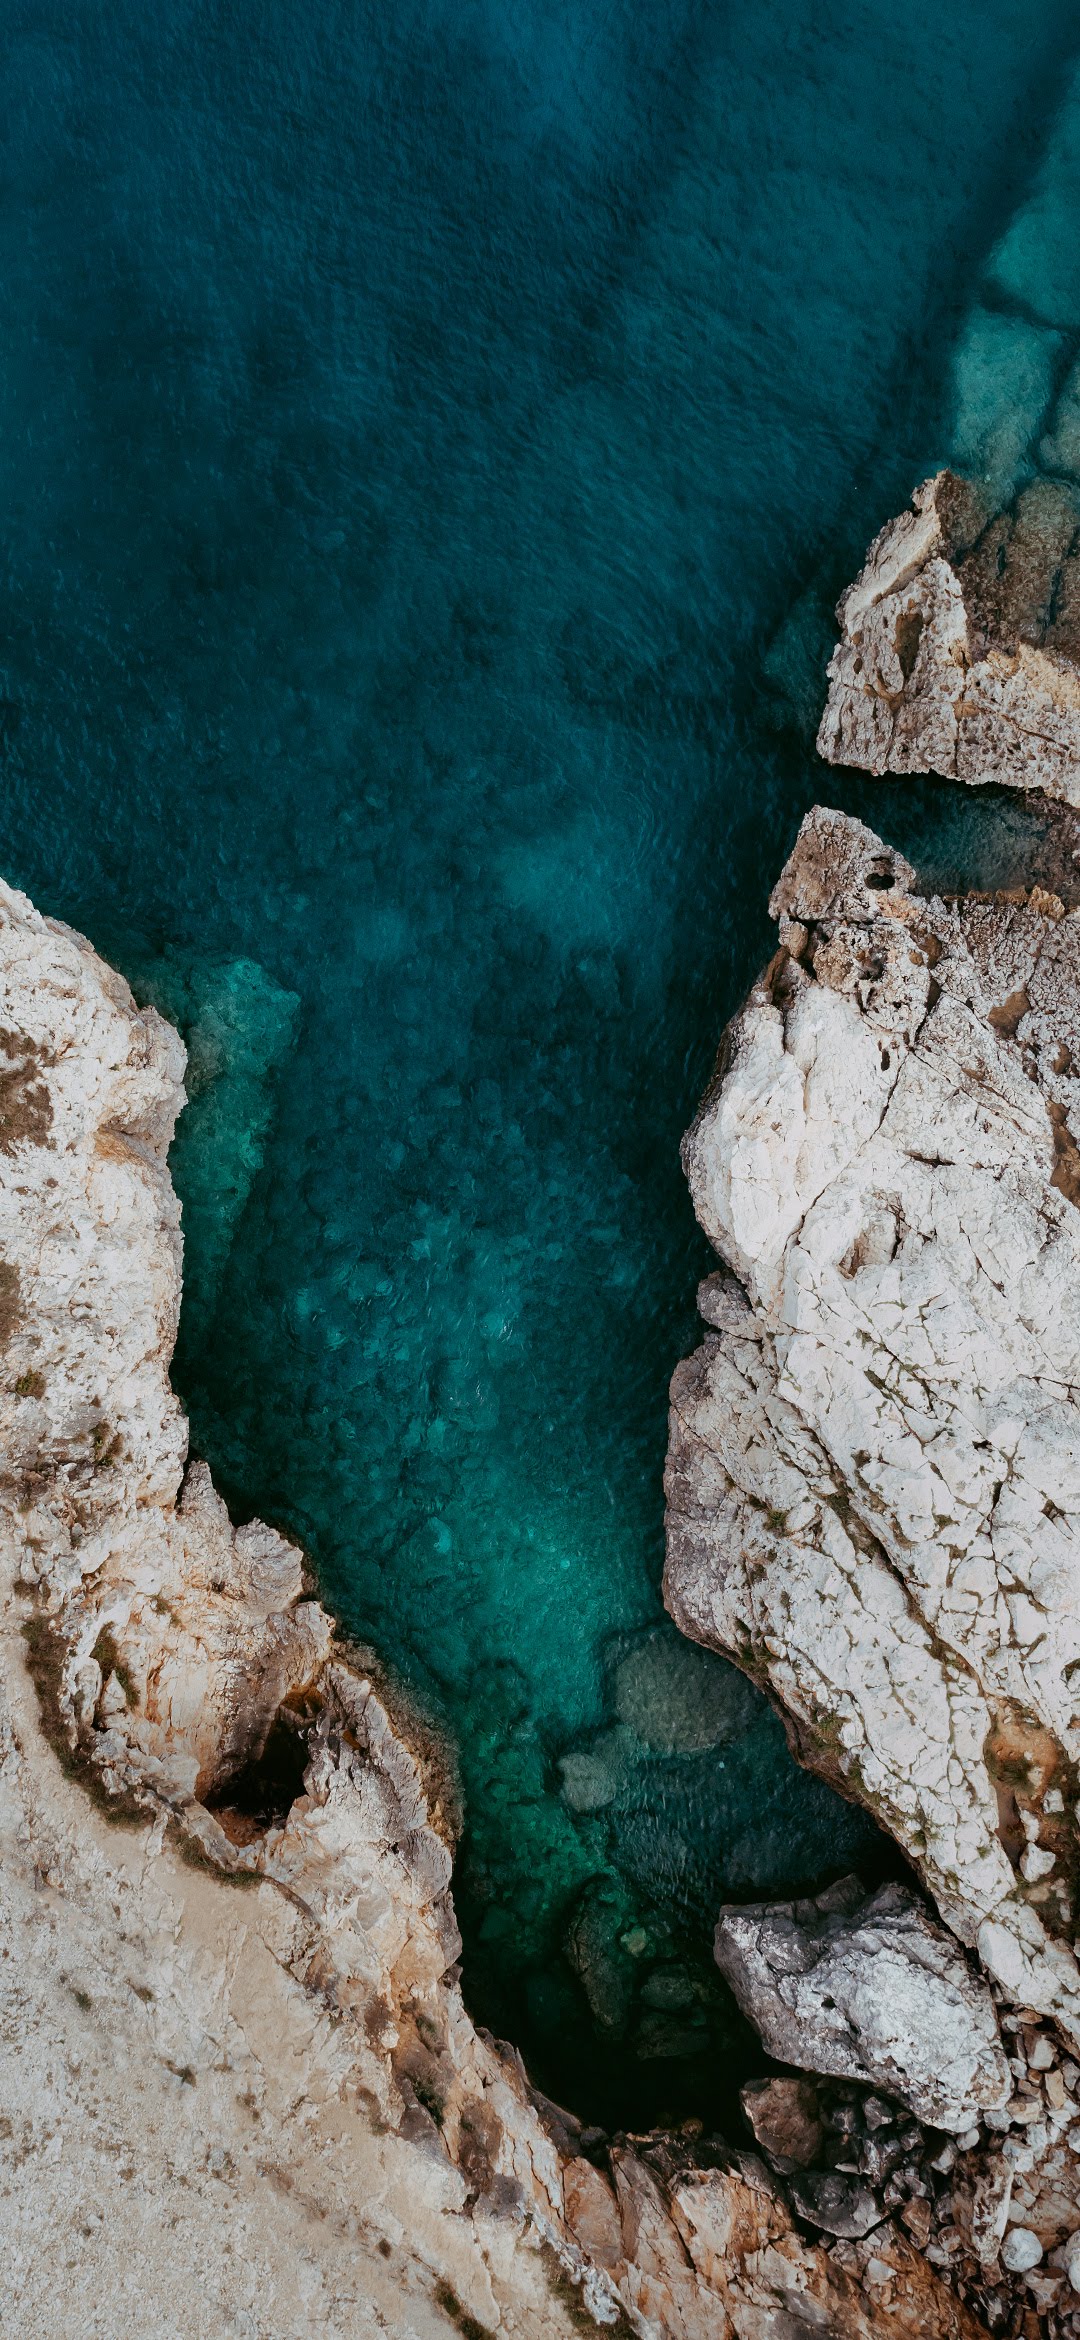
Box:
(715, 1878, 1010, 2132)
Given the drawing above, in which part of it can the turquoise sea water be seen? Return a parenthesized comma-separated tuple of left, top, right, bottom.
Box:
(4, 0, 1080, 2125)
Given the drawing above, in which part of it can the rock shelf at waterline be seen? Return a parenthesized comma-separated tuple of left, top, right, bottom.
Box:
(818, 470, 1080, 799)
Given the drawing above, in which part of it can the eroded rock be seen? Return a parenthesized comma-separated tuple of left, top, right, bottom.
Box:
(0, 872, 983, 2340)
(817, 470, 1080, 802)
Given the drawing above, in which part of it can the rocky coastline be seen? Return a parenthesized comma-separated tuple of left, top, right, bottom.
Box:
(9, 475, 1080, 2337)
(0, 875, 978, 2339)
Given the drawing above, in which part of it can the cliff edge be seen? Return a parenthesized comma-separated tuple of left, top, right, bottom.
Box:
(666, 802, 1080, 2332)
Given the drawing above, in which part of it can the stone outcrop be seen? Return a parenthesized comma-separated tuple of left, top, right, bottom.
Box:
(0, 873, 985, 2338)
(816, 470, 1080, 801)
(666, 806, 1080, 2025)
(714, 1879, 1010, 2131)
(664, 800, 1080, 2331)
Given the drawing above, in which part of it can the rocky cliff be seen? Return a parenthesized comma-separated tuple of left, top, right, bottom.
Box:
(665, 799, 1080, 2333)
(0, 876, 982, 2337)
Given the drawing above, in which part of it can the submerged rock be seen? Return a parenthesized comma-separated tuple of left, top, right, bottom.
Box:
(715, 1878, 1009, 2132)
(612, 1624, 759, 1755)
(817, 469, 1080, 802)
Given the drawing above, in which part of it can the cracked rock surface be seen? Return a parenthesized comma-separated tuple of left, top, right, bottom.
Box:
(662, 801, 1080, 2331)
(816, 470, 1080, 802)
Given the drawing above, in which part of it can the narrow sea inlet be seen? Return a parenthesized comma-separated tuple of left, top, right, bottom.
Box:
(0, 0, 1075, 2124)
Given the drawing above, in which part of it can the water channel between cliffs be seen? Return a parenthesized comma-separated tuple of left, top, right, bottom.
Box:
(2, 0, 1080, 2128)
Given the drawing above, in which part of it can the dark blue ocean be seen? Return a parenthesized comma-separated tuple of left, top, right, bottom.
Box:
(4, 0, 1078, 2123)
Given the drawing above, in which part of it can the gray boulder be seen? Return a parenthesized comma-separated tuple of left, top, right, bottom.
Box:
(715, 1878, 1010, 2132)
(785, 2171, 883, 2240)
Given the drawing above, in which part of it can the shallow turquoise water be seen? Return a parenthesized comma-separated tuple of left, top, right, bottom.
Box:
(3, 0, 1079, 2124)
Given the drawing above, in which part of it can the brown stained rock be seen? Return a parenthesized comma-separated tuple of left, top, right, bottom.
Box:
(668, 2162, 991, 2339)
(741, 2075, 825, 2171)
(0, 866, 996, 2340)
(0, 1258, 19, 1346)
(562, 2157, 623, 2270)
(817, 472, 1080, 803)
(0, 1025, 52, 1154)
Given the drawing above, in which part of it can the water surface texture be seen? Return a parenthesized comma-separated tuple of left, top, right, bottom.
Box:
(3, 0, 1078, 2123)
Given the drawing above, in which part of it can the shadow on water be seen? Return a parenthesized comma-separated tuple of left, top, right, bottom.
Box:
(0, 0, 1078, 2127)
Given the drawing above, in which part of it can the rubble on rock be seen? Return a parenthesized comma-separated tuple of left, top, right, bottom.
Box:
(816, 470, 1080, 802)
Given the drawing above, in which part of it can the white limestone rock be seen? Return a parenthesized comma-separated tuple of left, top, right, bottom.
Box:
(714, 1877, 1010, 2132)
(666, 805, 1080, 2045)
(817, 470, 1080, 803)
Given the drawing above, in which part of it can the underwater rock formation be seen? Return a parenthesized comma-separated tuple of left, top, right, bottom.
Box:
(816, 470, 1080, 800)
(0, 872, 984, 2337)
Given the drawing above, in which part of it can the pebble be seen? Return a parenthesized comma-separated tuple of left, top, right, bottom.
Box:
(956, 2125, 980, 2151)
(1047, 2071, 1067, 2109)
(1064, 2231, 1080, 2294)
(1001, 2227, 1043, 2274)
(1020, 1845, 1056, 1885)
(1028, 2036, 1056, 2071)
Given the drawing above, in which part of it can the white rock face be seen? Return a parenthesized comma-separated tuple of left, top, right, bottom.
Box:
(816, 471, 1080, 802)
(666, 805, 1080, 2039)
(714, 1878, 1009, 2132)
(0, 873, 979, 2340)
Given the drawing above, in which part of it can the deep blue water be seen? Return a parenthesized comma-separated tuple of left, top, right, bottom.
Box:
(3, 0, 1079, 2124)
